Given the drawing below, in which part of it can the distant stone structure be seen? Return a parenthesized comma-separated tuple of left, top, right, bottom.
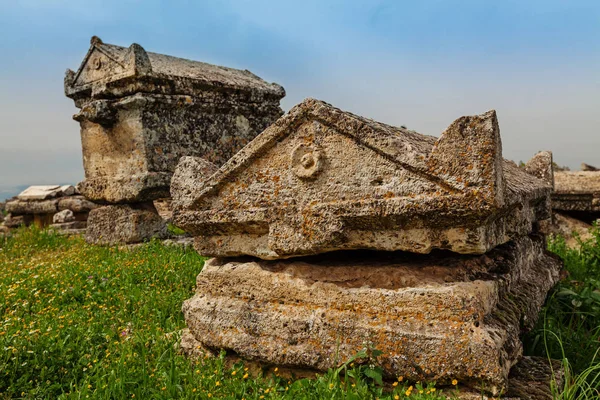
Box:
(553, 169, 600, 217)
(1, 185, 97, 234)
(65, 36, 285, 244)
(175, 99, 561, 396)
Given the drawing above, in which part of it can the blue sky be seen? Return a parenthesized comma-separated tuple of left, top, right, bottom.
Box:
(0, 0, 599, 199)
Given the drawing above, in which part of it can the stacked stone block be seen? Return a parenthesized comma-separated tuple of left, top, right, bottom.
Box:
(173, 99, 562, 397)
(2, 185, 97, 235)
(64, 37, 285, 244)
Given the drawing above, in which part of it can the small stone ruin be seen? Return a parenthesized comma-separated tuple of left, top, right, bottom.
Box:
(65, 37, 285, 244)
(553, 165, 600, 222)
(174, 99, 562, 396)
(1, 185, 97, 234)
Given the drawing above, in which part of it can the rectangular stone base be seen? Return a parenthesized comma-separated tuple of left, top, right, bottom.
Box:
(85, 203, 167, 245)
(182, 234, 561, 395)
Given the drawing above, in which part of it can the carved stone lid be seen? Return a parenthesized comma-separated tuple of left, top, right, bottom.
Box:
(65, 36, 285, 101)
(173, 98, 551, 259)
(554, 171, 600, 195)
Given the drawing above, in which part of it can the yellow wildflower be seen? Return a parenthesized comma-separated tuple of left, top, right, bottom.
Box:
(452, 379, 458, 386)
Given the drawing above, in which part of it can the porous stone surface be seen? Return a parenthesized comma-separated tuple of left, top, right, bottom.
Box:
(171, 156, 218, 210)
(174, 99, 552, 259)
(85, 203, 168, 245)
(5, 199, 59, 215)
(182, 234, 561, 395)
(503, 356, 563, 400)
(553, 170, 600, 213)
(53, 209, 75, 224)
(57, 196, 98, 213)
(524, 151, 554, 188)
(65, 36, 285, 203)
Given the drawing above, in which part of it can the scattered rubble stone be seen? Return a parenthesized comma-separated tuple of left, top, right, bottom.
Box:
(53, 209, 75, 224)
(65, 36, 285, 204)
(174, 99, 552, 259)
(85, 203, 168, 245)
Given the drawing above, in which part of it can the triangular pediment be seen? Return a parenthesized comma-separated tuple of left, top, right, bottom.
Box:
(72, 46, 128, 87)
(187, 99, 505, 209)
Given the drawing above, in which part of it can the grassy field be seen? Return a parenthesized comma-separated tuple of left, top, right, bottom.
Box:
(1, 227, 600, 399)
(0, 228, 446, 399)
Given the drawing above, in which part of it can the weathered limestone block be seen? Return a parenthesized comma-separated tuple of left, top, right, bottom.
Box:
(524, 151, 554, 188)
(5, 199, 59, 215)
(57, 196, 98, 213)
(173, 99, 552, 259)
(171, 156, 218, 210)
(85, 203, 167, 244)
(17, 185, 76, 200)
(553, 170, 600, 213)
(65, 36, 285, 203)
(53, 209, 75, 224)
(182, 234, 561, 395)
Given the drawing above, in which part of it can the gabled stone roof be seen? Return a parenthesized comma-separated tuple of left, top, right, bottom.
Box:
(65, 36, 285, 100)
(173, 98, 551, 259)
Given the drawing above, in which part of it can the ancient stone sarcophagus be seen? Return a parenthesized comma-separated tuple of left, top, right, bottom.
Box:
(65, 36, 285, 204)
(174, 99, 561, 395)
(173, 98, 551, 259)
(553, 170, 600, 215)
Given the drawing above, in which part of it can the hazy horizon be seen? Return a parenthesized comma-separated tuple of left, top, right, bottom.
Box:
(1, 0, 599, 201)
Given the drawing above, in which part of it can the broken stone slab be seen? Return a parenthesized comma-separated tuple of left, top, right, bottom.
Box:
(17, 185, 76, 200)
(53, 209, 75, 224)
(524, 151, 554, 188)
(173, 99, 552, 259)
(57, 196, 98, 213)
(553, 170, 600, 213)
(65, 37, 285, 203)
(171, 156, 218, 211)
(182, 233, 561, 395)
(85, 203, 168, 245)
(5, 199, 59, 215)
